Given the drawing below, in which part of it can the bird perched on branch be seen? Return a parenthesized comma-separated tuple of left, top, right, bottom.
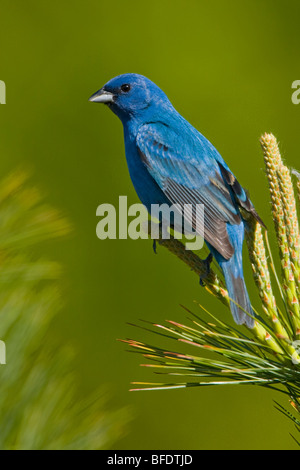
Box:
(89, 73, 265, 328)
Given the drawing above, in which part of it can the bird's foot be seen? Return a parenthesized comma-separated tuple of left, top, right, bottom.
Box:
(152, 221, 166, 254)
(199, 253, 213, 286)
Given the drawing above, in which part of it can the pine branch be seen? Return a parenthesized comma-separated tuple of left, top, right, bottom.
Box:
(0, 170, 130, 450)
(124, 134, 300, 446)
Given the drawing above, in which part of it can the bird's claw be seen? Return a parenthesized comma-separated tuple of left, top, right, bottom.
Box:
(199, 253, 213, 286)
(152, 221, 164, 254)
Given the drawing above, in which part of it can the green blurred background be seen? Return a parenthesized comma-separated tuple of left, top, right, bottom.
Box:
(1, 0, 300, 450)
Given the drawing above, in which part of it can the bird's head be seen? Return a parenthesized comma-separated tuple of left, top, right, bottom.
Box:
(89, 73, 171, 123)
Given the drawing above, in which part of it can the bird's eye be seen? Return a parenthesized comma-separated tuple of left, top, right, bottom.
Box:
(120, 84, 131, 93)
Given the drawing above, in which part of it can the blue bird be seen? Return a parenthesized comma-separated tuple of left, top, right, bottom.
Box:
(89, 73, 265, 328)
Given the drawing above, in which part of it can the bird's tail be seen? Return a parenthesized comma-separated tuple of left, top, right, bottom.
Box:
(221, 260, 254, 328)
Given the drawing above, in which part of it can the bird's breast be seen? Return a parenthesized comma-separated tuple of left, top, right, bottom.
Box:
(124, 137, 169, 213)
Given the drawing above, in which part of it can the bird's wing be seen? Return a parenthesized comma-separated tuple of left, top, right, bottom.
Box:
(136, 122, 262, 259)
(216, 160, 266, 228)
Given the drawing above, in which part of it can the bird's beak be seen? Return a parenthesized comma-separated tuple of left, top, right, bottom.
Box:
(88, 89, 115, 104)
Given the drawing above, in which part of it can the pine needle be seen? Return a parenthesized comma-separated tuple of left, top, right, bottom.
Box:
(123, 134, 300, 446)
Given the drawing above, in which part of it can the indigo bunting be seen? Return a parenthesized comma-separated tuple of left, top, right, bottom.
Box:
(89, 74, 264, 328)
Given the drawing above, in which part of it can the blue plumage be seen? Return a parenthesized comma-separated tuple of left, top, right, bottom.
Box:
(89, 73, 264, 328)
